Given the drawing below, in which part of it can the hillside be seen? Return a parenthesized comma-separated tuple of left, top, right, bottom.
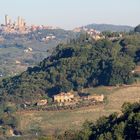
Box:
(0, 32, 140, 139)
(85, 23, 133, 32)
(0, 29, 78, 79)
(17, 86, 140, 137)
(57, 101, 140, 140)
(0, 34, 140, 103)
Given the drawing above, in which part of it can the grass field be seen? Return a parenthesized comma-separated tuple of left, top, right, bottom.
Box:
(17, 85, 140, 136)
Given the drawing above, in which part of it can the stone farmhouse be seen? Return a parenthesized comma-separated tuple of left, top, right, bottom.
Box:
(54, 92, 74, 103)
(53, 92, 104, 103)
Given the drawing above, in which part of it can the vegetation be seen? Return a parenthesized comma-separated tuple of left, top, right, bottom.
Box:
(134, 24, 140, 33)
(17, 87, 140, 138)
(0, 102, 19, 137)
(38, 102, 140, 140)
(0, 29, 78, 79)
(1, 33, 140, 102)
(0, 28, 139, 139)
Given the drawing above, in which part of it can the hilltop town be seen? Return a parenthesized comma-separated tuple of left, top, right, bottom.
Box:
(0, 15, 59, 34)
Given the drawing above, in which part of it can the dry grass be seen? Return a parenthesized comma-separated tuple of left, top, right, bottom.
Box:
(105, 86, 140, 111)
(17, 86, 140, 135)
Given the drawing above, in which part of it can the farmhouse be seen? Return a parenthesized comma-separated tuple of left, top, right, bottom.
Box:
(54, 92, 74, 103)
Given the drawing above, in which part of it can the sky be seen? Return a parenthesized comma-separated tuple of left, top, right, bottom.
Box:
(0, 0, 140, 29)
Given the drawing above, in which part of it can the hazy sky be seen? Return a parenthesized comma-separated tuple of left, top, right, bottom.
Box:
(0, 0, 140, 29)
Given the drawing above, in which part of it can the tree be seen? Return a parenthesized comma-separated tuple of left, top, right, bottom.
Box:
(108, 56, 135, 85)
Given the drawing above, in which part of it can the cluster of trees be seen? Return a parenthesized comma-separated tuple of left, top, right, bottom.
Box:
(0, 33, 140, 102)
(0, 103, 18, 137)
(134, 25, 140, 33)
(55, 102, 140, 140)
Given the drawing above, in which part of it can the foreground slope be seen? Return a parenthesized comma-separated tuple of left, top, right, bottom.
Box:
(18, 86, 140, 136)
(57, 101, 140, 140)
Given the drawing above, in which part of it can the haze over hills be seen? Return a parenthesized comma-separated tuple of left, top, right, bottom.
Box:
(84, 23, 134, 32)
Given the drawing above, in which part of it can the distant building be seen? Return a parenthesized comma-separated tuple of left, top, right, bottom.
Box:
(5, 15, 10, 26)
(1, 15, 57, 34)
(28, 47, 33, 52)
(37, 99, 48, 106)
(92, 35, 102, 40)
(17, 16, 25, 30)
(24, 47, 33, 53)
(15, 60, 21, 64)
(54, 92, 74, 103)
(73, 27, 82, 32)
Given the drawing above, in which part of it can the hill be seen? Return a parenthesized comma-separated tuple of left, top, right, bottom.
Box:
(85, 23, 133, 32)
(0, 34, 140, 103)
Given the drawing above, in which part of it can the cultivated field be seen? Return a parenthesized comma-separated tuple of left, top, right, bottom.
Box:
(17, 85, 140, 136)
